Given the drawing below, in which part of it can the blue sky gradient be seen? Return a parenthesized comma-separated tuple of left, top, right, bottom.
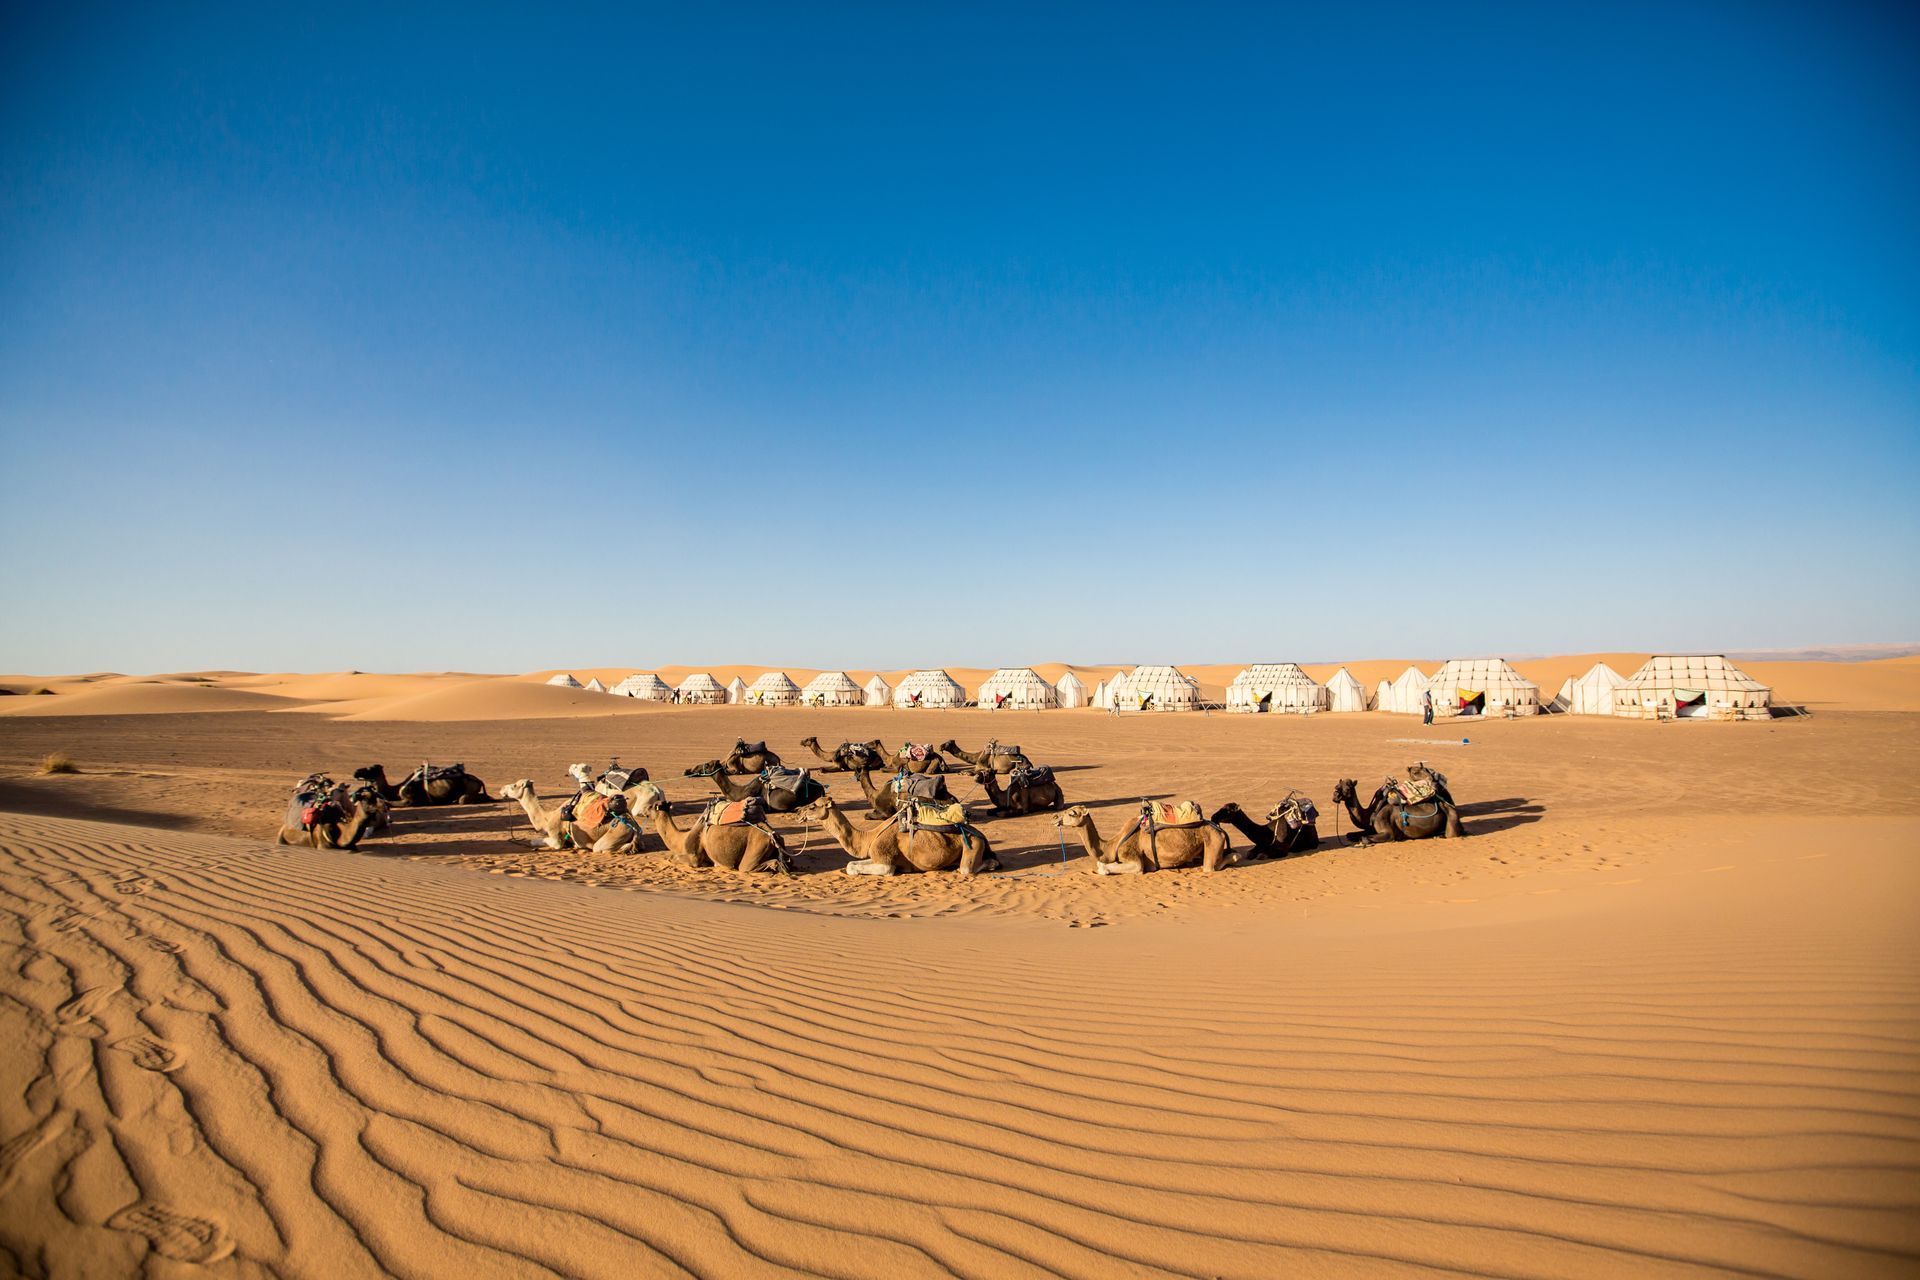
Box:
(2, 3, 1916, 671)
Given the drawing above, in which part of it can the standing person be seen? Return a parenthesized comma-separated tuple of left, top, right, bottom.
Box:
(1421, 688, 1434, 725)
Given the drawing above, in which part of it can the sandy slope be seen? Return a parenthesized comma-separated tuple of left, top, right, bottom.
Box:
(0, 808, 1913, 1276)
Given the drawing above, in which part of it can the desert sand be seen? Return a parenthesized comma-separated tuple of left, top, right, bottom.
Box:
(0, 661, 1915, 1276)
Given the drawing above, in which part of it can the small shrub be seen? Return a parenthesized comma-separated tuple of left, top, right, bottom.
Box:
(39, 752, 78, 775)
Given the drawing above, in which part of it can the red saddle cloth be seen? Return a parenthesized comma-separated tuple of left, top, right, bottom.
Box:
(704, 799, 759, 827)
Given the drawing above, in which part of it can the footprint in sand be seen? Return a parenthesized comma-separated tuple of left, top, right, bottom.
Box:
(113, 1035, 184, 1073)
(145, 936, 185, 955)
(0, 1111, 74, 1195)
(114, 874, 161, 896)
(107, 1203, 234, 1264)
(54, 986, 119, 1038)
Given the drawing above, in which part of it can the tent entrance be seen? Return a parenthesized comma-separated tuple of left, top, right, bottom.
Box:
(1675, 689, 1708, 719)
(1457, 690, 1485, 716)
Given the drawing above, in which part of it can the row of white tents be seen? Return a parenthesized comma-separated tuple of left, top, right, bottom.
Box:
(546, 655, 1773, 719)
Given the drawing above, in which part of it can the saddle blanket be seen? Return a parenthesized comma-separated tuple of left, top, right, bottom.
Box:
(903, 799, 966, 830)
(704, 798, 764, 827)
(984, 742, 1023, 758)
(1385, 776, 1437, 805)
(410, 763, 467, 784)
(903, 742, 932, 761)
(892, 772, 947, 801)
(1268, 796, 1318, 829)
(568, 793, 611, 828)
(1009, 765, 1053, 788)
(1139, 800, 1206, 828)
(840, 742, 881, 766)
(733, 741, 769, 758)
(759, 766, 811, 802)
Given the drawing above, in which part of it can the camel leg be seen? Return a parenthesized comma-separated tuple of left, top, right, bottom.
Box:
(1093, 854, 1147, 875)
(844, 858, 898, 876)
(1443, 806, 1465, 838)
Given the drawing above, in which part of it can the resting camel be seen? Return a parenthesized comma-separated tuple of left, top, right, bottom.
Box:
(1210, 801, 1318, 858)
(1054, 804, 1235, 873)
(849, 766, 952, 820)
(500, 779, 647, 853)
(568, 761, 649, 791)
(683, 760, 827, 812)
(637, 792, 788, 873)
(798, 736, 888, 772)
(353, 763, 490, 806)
(724, 740, 781, 774)
(1331, 779, 1465, 844)
(801, 795, 997, 876)
(277, 792, 382, 849)
(940, 739, 1032, 774)
(972, 766, 1063, 816)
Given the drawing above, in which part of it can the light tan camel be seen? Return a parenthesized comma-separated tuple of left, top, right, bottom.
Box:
(1054, 804, 1235, 873)
(500, 779, 645, 853)
(636, 792, 787, 873)
(801, 794, 997, 876)
(939, 739, 1032, 773)
(277, 793, 382, 849)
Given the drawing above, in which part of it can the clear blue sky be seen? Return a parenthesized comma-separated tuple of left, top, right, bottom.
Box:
(2, 2, 1916, 673)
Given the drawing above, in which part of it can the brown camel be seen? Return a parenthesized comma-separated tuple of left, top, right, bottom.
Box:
(801, 795, 997, 876)
(353, 762, 490, 806)
(683, 760, 827, 812)
(798, 736, 889, 772)
(500, 779, 648, 853)
(972, 766, 1064, 816)
(1210, 799, 1319, 858)
(1054, 804, 1235, 873)
(939, 739, 1032, 773)
(277, 792, 382, 849)
(638, 792, 788, 873)
(1331, 778, 1464, 844)
(723, 739, 782, 774)
(849, 766, 953, 820)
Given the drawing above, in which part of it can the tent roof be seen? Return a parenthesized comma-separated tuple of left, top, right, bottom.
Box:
(800, 671, 863, 695)
(747, 671, 801, 693)
(584, 677, 608, 692)
(979, 667, 1054, 687)
(611, 673, 670, 694)
(863, 674, 891, 692)
(896, 669, 966, 697)
(545, 673, 582, 688)
(1622, 655, 1769, 693)
(1228, 663, 1322, 689)
(726, 676, 747, 690)
(1429, 658, 1538, 691)
(1056, 671, 1088, 691)
(1326, 666, 1365, 691)
(676, 673, 724, 691)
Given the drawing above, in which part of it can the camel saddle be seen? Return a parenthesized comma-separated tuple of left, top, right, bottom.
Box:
(703, 797, 765, 827)
(758, 766, 811, 804)
(287, 783, 345, 831)
(562, 792, 612, 828)
(984, 741, 1024, 759)
(408, 762, 468, 785)
(1137, 800, 1207, 829)
(891, 771, 946, 801)
(901, 799, 967, 832)
(1385, 775, 1437, 805)
(1267, 795, 1318, 830)
(840, 742, 882, 768)
(732, 740, 769, 758)
(1009, 765, 1053, 789)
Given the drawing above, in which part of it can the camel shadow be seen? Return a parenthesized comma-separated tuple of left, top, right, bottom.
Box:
(1455, 797, 1544, 835)
(1077, 794, 1172, 812)
(1044, 764, 1103, 774)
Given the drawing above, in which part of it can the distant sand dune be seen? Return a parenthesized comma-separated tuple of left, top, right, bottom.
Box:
(0, 810, 1913, 1276)
(0, 683, 303, 717)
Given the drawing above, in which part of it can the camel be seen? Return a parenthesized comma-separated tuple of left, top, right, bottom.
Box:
(849, 766, 953, 820)
(353, 762, 490, 806)
(683, 760, 827, 813)
(798, 736, 889, 772)
(348, 781, 392, 833)
(277, 791, 382, 849)
(890, 743, 947, 775)
(1331, 778, 1465, 844)
(500, 779, 646, 853)
(801, 795, 997, 876)
(1210, 801, 1319, 858)
(1054, 804, 1235, 873)
(637, 791, 788, 873)
(940, 739, 1032, 774)
(723, 739, 782, 774)
(972, 766, 1063, 816)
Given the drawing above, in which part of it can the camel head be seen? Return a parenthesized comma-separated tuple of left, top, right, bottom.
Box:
(971, 767, 993, 784)
(798, 795, 835, 821)
(799, 736, 819, 750)
(500, 778, 536, 801)
(567, 763, 595, 788)
(684, 759, 725, 778)
(1331, 779, 1358, 805)
(351, 764, 386, 783)
(1053, 805, 1092, 829)
(937, 739, 961, 755)
(1210, 802, 1243, 821)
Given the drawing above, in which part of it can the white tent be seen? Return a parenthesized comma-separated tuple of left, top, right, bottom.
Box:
(1056, 671, 1089, 709)
(610, 673, 671, 701)
(894, 669, 966, 708)
(545, 673, 583, 689)
(745, 671, 801, 706)
(584, 677, 608, 694)
(1111, 665, 1200, 712)
(1090, 679, 1108, 709)
(800, 671, 865, 707)
(1548, 662, 1626, 715)
(978, 667, 1059, 709)
(863, 674, 891, 706)
(1225, 664, 1326, 713)
(1429, 659, 1539, 717)
(676, 673, 726, 705)
(1375, 666, 1431, 715)
(1615, 655, 1771, 721)
(725, 676, 747, 705)
(1326, 667, 1369, 712)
